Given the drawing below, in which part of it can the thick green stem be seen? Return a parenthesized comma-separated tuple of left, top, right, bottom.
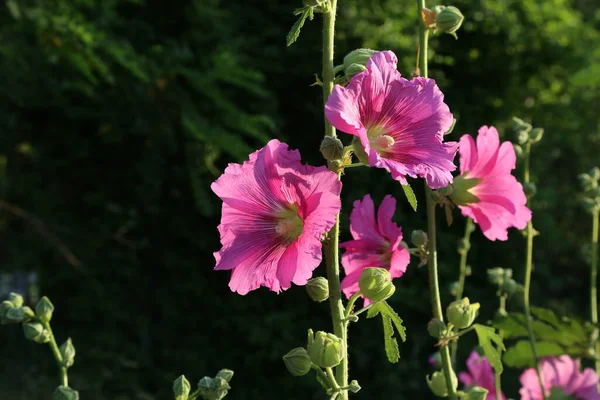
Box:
(451, 217, 474, 365)
(522, 141, 547, 399)
(591, 210, 599, 386)
(321, 1, 348, 398)
(495, 294, 506, 400)
(42, 320, 68, 387)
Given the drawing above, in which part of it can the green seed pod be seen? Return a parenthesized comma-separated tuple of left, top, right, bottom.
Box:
(358, 268, 396, 303)
(35, 296, 55, 323)
(582, 198, 600, 214)
(8, 292, 23, 308)
(59, 338, 76, 368)
(411, 230, 428, 247)
(306, 331, 344, 368)
(173, 375, 191, 400)
(446, 297, 480, 329)
(23, 321, 45, 342)
(427, 318, 447, 339)
(465, 385, 489, 400)
(320, 136, 344, 161)
(426, 369, 458, 397)
(433, 5, 464, 37)
(342, 48, 376, 80)
(215, 369, 234, 383)
(283, 347, 312, 376)
(306, 277, 330, 302)
(52, 386, 79, 400)
(529, 127, 544, 144)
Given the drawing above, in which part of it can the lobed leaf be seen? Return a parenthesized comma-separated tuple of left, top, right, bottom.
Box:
(402, 184, 417, 211)
(473, 324, 505, 373)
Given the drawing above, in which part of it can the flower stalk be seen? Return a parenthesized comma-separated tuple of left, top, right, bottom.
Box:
(495, 294, 507, 400)
(591, 208, 599, 386)
(41, 319, 69, 387)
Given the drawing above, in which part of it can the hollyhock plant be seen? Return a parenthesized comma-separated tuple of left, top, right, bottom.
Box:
(458, 351, 505, 400)
(450, 126, 532, 241)
(211, 139, 342, 295)
(325, 50, 458, 189)
(520, 355, 600, 400)
(339, 194, 410, 304)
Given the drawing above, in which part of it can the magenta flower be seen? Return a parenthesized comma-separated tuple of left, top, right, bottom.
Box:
(459, 351, 505, 400)
(325, 50, 458, 189)
(211, 139, 342, 295)
(451, 126, 531, 241)
(520, 355, 600, 400)
(339, 194, 410, 304)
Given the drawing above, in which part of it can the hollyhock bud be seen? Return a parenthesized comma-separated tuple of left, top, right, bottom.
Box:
(23, 321, 45, 342)
(358, 268, 396, 303)
(35, 296, 54, 323)
(433, 5, 464, 38)
(198, 376, 231, 400)
(513, 143, 524, 158)
(512, 117, 532, 133)
(427, 318, 447, 339)
(516, 129, 530, 145)
(283, 347, 312, 376)
(427, 369, 458, 397)
(52, 386, 79, 400)
(579, 173, 598, 191)
(307, 331, 344, 368)
(487, 268, 505, 285)
(589, 167, 600, 181)
(0, 300, 12, 318)
(529, 127, 544, 143)
(501, 279, 519, 296)
(523, 182, 537, 198)
(342, 49, 376, 79)
(59, 338, 76, 368)
(306, 277, 330, 302)
(348, 380, 361, 393)
(215, 369, 234, 383)
(173, 375, 191, 400)
(8, 292, 23, 308)
(446, 298, 480, 329)
(320, 136, 344, 161)
(411, 230, 428, 247)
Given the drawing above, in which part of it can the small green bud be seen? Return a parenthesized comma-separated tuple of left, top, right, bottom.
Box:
(427, 369, 458, 397)
(8, 292, 23, 307)
(173, 375, 191, 400)
(0, 300, 13, 321)
(529, 127, 544, 143)
(411, 230, 428, 247)
(351, 136, 369, 164)
(358, 267, 396, 303)
(446, 297, 480, 329)
(52, 386, 79, 400)
(465, 266, 472, 277)
(23, 321, 45, 342)
(343, 48, 376, 79)
(457, 238, 470, 255)
(448, 281, 459, 297)
(433, 5, 464, 38)
(579, 173, 597, 191)
(524, 182, 537, 199)
(306, 277, 330, 302)
(35, 296, 54, 323)
(588, 167, 600, 181)
(487, 267, 505, 286)
(512, 117, 532, 133)
(344, 63, 367, 79)
(465, 385, 489, 400)
(198, 376, 214, 390)
(427, 318, 447, 339)
(348, 380, 361, 393)
(21, 306, 35, 321)
(282, 347, 312, 376)
(59, 338, 76, 368)
(516, 129, 529, 145)
(5, 307, 27, 322)
(501, 279, 518, 296)
(307, 331, 344, 368)
(513, 144, 523, 158)
(581, 198, 600, 214)
(215, 369, 234, 383)
(198, 376, 231, 400)
(320, 136, 344, 161)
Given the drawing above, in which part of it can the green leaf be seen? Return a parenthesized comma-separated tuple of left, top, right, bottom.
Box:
(402, 184, 417, 211)
(367, 301, 407, 363)
(366, 303, 381, 319)
(286, 9, 311, 47)
(473, 324, 505, 373)
(379, 301, 407, 342)
(381, 314, 400, 363)
(503, 340, 564, 368)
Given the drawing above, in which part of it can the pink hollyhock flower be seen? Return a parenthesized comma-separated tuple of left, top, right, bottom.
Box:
(450, 126, 531, 241)
(520, 355, 600, 400)
(459, 351, 505, 400)
(325, 50, 458, 189)
(211, 139, 342, 295)
(339, 194, 410, 304)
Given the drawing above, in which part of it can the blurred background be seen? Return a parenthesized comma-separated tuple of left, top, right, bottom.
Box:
(0, 0, 598, 398)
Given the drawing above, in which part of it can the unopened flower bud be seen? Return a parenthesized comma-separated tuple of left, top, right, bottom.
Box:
(307, 331, 344, 368)
(5, 307, 27, 323)
(448, 281, 459, 297)
(320, 136, 344, 161)
(344, 63, 367, 80)
(446, 297, 480, 329)
(457, 238, 470, 255)
(23, 321, 45, 342)
(487, 267, 505, 285)
(465, 385, 489, 400)
(516, 130, 529, 145)
(351, 136, 369, 164)
(215, 369, 234, 383)
(411, 230, 428, 247)
(433, 5, 464, 38)
(513, 144, 523, 158)
(582, 198, 600, 214)
(35, 296, 54, 323)
(501, 279, 518, 296)
(589, 167, 600, 181)
(306, 277, 330, 302)
(427, 369, 458, 397)
(59, 338, 76, 368)
(173, 375, 191, 400)
(427, 318, 447, 339)
(8, 292, 23, 308)
(524, 182, 537, 199)
(348, 380, 361, 393)
(579, 173, 598, 191)
(512, 117, 532, 133)
(283, 347, 312, 376)
(358, 268, 396, 303)
(52, 386, 79, 400)
(198, 375, 231, 400)
(343, 48, 376, 79)
(529, 127, 544, 143)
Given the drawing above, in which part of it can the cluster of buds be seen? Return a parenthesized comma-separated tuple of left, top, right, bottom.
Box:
(512, 117, 544, 166)
(487, 267, 521, 299)
(578, 167, 600, 214)
(173, 370, 234, 400)
(421, 5, 465, 39)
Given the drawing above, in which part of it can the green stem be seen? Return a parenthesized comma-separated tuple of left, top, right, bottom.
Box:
(342, 163, 366, 169)
(344, 292, 361, 319)
(495, 294, 506, 400)
(352, 303, 374, 318)
(451, 217, 474, 366)
(321, 1, 348, 398)
(522, 141, 547, 399)
(42, 320, 68, 387)
(417, 0, 456, 397)
(591, 209, 599, 387)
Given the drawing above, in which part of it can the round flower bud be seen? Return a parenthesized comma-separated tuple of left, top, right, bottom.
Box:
(23, 321, 45, 342)
(52, 386, 79, 400)
(344, 63, 367, 80)
(427, 318, 447, 339)
(446, 297, 480, 329)
(426, 369, 458, 397)
(0, 300, 13, 320)
(283, 347, 312, 376)
(448, 281, 459, 297)
(348, 380, 361, 393)
(307, 331, 344, 368)
(512, 117, 532, 133)
(343, 49, 376, 80)
(320, 136, 344, 161)
(358, 268, 396, 303)
(589, 167, 600, 181)
(35, 296, 55, 324)
(523, 183, 537, 199)
(516, 129, 530, 145)
(579, 173, 597, 191)
(8, 292, 23, 308)
(306, 277, 330, 302)
(59, 338, 76, 368)
(487, 267, 505, 286)
(411, 230, 428, 247)
(501, 279, 519, 296)
(582, 198, 600, 214)
(173, 375, 191, 400)
(433, 5, 464, 37)
(215, 369, 234, 383)
(529, 127, 544, 144)
(513, 143, 524, 159)
(351, 136, 369, 165)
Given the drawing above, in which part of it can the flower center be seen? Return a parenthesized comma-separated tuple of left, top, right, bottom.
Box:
(367, 125, 396, 153)
(275, 204, 304, 243)
(448, 174, 482, 206)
